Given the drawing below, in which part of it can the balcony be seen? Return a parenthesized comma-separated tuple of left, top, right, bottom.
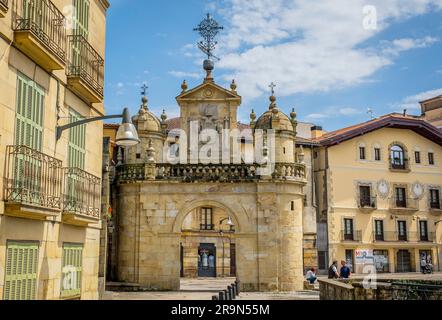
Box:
(340, 230, 362, 242)
(3, 145, 63, 219)
(429, 199, 442, 215)
(372, 231, 435, 243)
(389, 159, 410, 172)
(0, 0, 8, 17)
(200, 224, 215, 231)
(389, 197, 418, 214)
(117, 162, 307, 183)
(67, 34, 104, 104)
(358, 195, 377, 212)
(12, 0, 66, 71)
(62, 167, 101, 226)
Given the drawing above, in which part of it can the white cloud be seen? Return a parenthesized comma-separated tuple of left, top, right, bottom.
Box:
(392, 88, 442, 111)
(168, 70, 200, 79)
(199, 0, 442, 103)
(306, 106, 364, 120)
(381, 36, 438, 56)
(339, 107, 364, 116)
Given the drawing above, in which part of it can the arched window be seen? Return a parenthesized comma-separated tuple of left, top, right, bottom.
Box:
(390, 145, 405, 169)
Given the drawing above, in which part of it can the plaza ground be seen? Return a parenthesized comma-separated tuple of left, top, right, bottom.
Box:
(102, 273, 442, 300)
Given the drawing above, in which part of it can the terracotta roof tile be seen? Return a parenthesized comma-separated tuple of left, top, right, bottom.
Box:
(314, 113, 442, 146)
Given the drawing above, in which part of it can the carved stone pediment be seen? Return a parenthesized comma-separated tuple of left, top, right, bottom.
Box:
(176, 81, 241, 102)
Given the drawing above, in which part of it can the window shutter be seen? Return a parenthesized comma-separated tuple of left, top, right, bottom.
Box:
(61, 243, 83, 298)
(4, 242, 39, 300)
(74, 0, 90, 38)
(68, 109, 86, 169)
(15, 74, 44, 150)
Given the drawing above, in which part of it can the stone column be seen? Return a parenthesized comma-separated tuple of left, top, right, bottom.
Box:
(235, 233, 259, 292)
(388, 248, 395, 273)
(279, 197, 304, 291)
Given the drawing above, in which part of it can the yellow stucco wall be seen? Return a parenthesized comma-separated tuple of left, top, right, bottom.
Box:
(323, 127, 442, 273)
(0, 0, 108, 300)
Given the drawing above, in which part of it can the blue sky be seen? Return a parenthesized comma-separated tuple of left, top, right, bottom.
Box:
(104, 0, 442, 132)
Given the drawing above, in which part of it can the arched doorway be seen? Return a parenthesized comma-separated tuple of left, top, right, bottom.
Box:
(179, 205, 236, 279)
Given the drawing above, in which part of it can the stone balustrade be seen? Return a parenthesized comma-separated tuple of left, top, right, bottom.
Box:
(116, 162, 306, 183)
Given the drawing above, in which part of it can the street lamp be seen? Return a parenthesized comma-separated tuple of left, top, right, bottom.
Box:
(435, 220, 442, 272)
(56, 107, 140, 147)
(219, 216, 235, 277)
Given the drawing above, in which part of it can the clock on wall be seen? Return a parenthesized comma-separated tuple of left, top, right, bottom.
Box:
(377, 180, 389, 198)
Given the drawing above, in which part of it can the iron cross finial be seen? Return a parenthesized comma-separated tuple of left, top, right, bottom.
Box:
(269, 82, 276, 95)
(141, 84, 148, 97)
(193, 13, 224, 60)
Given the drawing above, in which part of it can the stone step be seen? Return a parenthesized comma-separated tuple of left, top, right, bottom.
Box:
(106, 282, 141, 292)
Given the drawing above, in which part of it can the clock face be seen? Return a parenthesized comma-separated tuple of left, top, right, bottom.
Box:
(413, 183, 423, 198)
(377, 181, 389, 196)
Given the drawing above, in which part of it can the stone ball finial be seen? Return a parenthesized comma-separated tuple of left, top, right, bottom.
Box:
(250, 109, 256, 121)
(272, 106, 279, 115)
(290, 107, 297, 120)
(140, 96, 148, 111)
(203, 59, 214, 71)
(269, 94, 277, 110)
(161, 109, 167, 122)
(230, 79, 237, 92)
(181, 80, 188, 93)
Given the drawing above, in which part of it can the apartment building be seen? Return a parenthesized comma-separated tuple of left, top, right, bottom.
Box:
(0, 0, 109, 300)
(314, 114, 442, 274)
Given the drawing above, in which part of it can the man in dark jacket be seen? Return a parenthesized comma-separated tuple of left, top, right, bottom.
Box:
(328, 260, 340, 279)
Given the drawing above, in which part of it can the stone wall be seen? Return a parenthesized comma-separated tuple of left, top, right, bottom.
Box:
(319, 278, 442, 300)
(116, 180, 306, 292)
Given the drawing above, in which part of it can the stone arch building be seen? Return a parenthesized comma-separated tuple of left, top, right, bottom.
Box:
(111, 66, 310, 292)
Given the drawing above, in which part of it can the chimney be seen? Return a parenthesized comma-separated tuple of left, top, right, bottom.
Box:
(311, 126, 324, 139)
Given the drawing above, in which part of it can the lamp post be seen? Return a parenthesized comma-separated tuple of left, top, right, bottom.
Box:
(219, 216, 234, 277)
(56, 107, 140, 147)
(435, 220, 442, 272)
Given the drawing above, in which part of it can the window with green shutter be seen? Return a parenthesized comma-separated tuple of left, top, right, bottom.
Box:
(15, 74, 44, 150)
(3, 241, 39, 300)
(73, 0, 89, 38)
(14, 74, 45, 203)
(68, 109, 86, 169)
(60, 243, 83, 298)
(71, 0, 90, 70)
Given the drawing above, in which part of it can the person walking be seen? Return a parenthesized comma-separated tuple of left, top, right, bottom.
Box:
(328, 260, 340, 279)
(420, 256, 427, 274)
(340, 260, 351, 279)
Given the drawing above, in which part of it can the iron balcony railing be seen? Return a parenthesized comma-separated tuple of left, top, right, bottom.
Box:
(340, 230, 362, 242)
(63, 167, 101, 219)
(372, 231, 434, 242)
(358, 195, 377, 209)
(3, 145, 63, 210)
(67, 34, 104, 98)
(389, 158, 409, 171)
(13, 0, 66, 62)
(429, 199, 442, 210)
(200, 224, 215, 231)
(390, 197, 418, 210)
(117, 162, 307, 183)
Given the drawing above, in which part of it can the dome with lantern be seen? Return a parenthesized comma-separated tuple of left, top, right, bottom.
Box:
(254, 93, 296, 132)
(132, 95, 164, 132)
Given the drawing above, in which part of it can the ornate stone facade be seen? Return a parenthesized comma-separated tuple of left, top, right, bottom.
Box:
(111, 72, 310, 292)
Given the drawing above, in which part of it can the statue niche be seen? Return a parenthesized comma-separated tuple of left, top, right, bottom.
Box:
(199, 104, 223, 133)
